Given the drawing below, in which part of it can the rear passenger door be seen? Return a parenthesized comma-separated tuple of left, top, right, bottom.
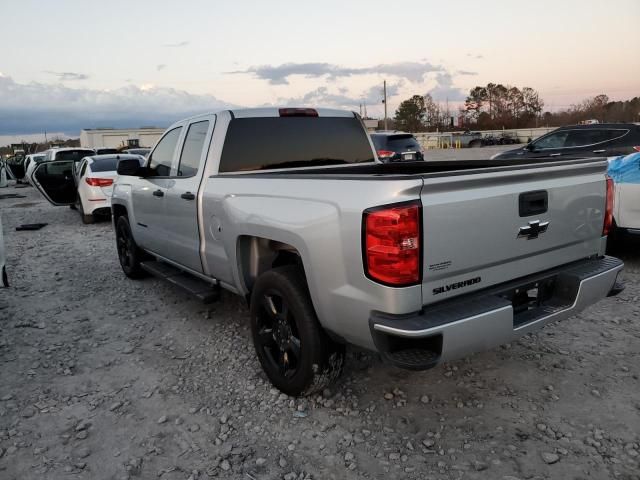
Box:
(159, 117, 214, 273)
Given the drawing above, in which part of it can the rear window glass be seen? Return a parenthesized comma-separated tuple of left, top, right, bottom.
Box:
(370, 135, 385, 150)
(91, 156, 142, 172)
(387, 135, 421, 150)
(54, 150, 94, 161)
(219, 116, 374, 172)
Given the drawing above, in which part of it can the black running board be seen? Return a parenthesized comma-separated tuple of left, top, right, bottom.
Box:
(140, 261, 220, 303)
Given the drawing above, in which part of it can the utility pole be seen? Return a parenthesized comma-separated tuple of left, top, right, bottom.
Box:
(383, 80, 388, 130)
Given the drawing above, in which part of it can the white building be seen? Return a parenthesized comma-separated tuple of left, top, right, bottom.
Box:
(80, 127, 166, 149)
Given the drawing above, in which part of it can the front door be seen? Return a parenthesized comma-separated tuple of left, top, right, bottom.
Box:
(526, 130, 570, 160)
(160, 118, 214, 272)
(129, 126, 183, 253)
(30, 160, 77, 205)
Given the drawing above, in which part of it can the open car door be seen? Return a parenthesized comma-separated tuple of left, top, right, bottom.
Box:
(5, 157, 25, 180)
(30, 160, 77, 206)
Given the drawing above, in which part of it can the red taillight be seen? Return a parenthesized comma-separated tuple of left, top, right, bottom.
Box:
(603, 176, 614, 236)
(85, 177, 113, 187)
(363, 202, 421, 286)
(377, 150, 395, 159)
(278, 108, 318, 117)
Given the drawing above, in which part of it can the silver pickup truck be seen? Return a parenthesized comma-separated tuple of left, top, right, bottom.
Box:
(31, 107, 623, 396)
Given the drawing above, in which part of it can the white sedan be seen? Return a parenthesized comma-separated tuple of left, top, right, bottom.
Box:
(74, 154, 144, 224)
(24, 153, 47, 185)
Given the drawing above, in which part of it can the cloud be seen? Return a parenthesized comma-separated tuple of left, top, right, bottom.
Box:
(276, 82, 403, 109)
(0, 75, 236, 135)
(426, 72, 467, 101)
(229, 61, 443, 85)
(45, 71, 89, 81)
(156, 64, 166, 71)
(456, 70, 477, 76)
(163, 41, 189, 47)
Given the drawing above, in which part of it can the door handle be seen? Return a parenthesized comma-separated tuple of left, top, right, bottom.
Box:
(592, 149, 606, 153)
(181, 192, 196, 200)
(152, 189, 164, 197)
(549, 153, 562, 157)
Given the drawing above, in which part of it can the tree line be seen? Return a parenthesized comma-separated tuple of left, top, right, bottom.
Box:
(393, 84, 640, 132)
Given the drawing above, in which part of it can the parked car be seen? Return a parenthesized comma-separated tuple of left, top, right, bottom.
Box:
(30, 107, 623, 396)
(453, 131, 483, 148)
(5, 155, 26, 182)
(43, 147, 97, 164)
(24, 153, 47, 185)
(497, 133, 520, 145)
(608, 152, 640, 237)
(72, 154, 145, 223)
(370, 132, 424, 162)
(123, 148, 151, 157)
(94, 147, 119, 155)
(491, 123, 640, 161)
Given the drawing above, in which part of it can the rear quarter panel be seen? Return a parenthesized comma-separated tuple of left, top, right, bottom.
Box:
(202, 175, 424, 349)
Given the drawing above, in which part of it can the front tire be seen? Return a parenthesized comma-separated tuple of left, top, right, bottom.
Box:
(250, 266, 344, 396)
(115, 216, 146, 279)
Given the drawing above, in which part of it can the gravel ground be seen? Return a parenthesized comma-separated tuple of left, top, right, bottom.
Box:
(1, 184, 639, 480)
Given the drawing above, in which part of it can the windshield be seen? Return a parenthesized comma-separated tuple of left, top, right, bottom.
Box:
(219, 116, 374, 172)
(54, 150, 95, 161)
(91, 155, 143, 172)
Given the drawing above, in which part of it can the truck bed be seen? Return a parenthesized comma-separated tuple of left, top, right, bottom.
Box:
(215, 157, 599, 179)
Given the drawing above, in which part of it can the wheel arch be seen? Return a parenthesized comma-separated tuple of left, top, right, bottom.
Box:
(112, 203, 128, 225)
(236, 235, 306, 299)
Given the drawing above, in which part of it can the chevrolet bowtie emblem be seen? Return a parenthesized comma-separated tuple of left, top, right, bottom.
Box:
(517, 220, 549, 240)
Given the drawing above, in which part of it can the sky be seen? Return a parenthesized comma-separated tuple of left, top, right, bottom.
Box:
(1, 0, 639, 141)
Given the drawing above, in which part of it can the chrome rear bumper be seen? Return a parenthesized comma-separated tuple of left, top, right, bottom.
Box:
(369, 256, 624, 370)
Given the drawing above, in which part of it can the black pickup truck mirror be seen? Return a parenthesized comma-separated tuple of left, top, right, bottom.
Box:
(117, 159, 144, 176)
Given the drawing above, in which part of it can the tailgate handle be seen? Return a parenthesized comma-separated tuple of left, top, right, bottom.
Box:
(519, 190, 548, 217)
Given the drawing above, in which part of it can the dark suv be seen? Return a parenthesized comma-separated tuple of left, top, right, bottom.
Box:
(491, 123, 640, 161)
(370, 132, 424, 162)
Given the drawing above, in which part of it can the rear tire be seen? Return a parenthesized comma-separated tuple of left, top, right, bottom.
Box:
(250, 265, 344, 396)
(115, 216, 146, 279)
(77, 197, 94, 224)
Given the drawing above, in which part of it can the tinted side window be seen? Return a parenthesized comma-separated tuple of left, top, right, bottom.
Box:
(148, 127, 182, 176)
(603, 129, 629, 141)
(534, 131, 569, 149)
(220, 117, 374, 172)
(80, 162, 88, 177)
(564, 130, 596, 147)
(177, 121, 209, 177)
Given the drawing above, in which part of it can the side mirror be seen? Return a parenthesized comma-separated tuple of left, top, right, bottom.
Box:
(117, 159, 144, 176)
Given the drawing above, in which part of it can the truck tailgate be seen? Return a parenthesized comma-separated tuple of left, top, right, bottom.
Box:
(420, 159, 609, 304)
